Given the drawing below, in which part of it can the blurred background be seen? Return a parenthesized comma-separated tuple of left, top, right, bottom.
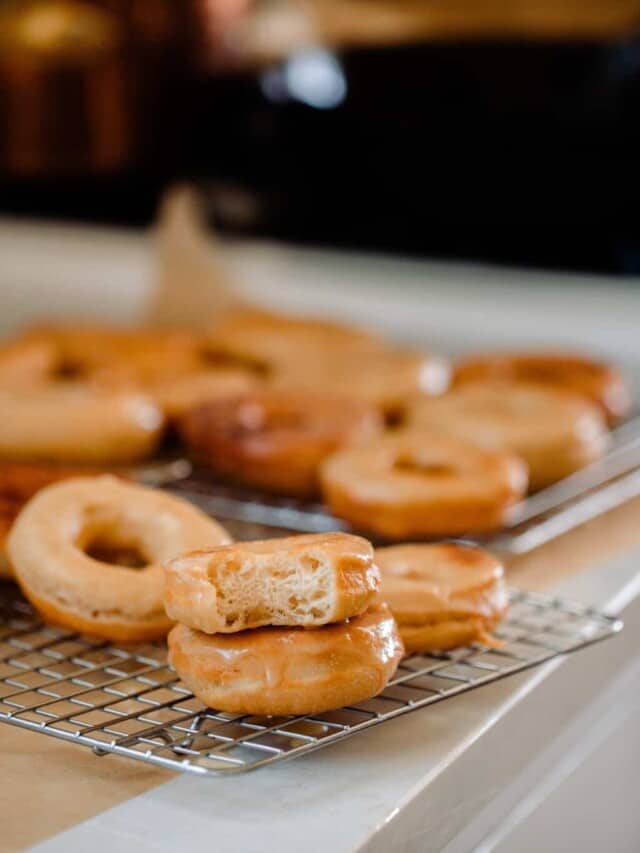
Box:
(1, 0, 640, 273)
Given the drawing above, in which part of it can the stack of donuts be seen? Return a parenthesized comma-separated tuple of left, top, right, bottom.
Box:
(164, 532, 404, 715)
(0, 306, 633, 556)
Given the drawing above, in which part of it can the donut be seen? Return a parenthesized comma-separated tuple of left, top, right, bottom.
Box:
(208, 307, 386, 373)
(273, 347, 451, 420)
(22, 324, 203, 383)
(0, 461, 111, 579)
(210, 309, 450, 419)
(0, 382, 164, 463)
(376, 543, 508, 652)
(320, 430, 527, 538)
(178, 389, 383, 497)
(7, 476, 230, 642)
(454, 351, 631, 426)
(167, 602, 404, 716)
(409, 382, 609, 490)
(165, 532, 380, 634)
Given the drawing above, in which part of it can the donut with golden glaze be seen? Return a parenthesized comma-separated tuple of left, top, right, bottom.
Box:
(320, 430, 527, 538)
(376, 543, 508, 652)
(0, 383, 164, 463)
(454, 351, 631, 426)
(168, 602, 404, 715)
(409, 382, 609, 490)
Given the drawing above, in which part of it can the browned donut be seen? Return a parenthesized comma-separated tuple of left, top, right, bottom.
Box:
(178, 389, 383, 497)
(320, 429, 527, 538)
(168, 602, 404, 716)
(454, 351, 631, 426)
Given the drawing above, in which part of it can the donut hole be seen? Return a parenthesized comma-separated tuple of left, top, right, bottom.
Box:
(83, 535, 149, 569)
(51, 359, 88, 382)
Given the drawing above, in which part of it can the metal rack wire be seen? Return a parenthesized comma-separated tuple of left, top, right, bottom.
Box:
(0, 585, 622, 776)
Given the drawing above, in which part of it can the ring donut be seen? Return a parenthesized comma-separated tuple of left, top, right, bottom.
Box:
(179, 389, 383, 497)
(208, 309, 450, 417)
(22, 324, 204, 384)
(0, 383, 164, 463)
(164, 532, 380, 634)
(208, 307, 386, 373)
(273, 348, 450, 420)
(168, 602, 404, 716)
(7, 476, 230, 642)
(376, 543, 508, 652)
(409, 382, 609, 490)
(454, 351, 631, 426)
(320, 430, 527, 538)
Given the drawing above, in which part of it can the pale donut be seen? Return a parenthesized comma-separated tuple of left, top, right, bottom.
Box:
(168, 603, 404, 716)
(320, 430, 527, 538)
(376, 543, 508, 652)
(179, 389, 383, 497)
(0, 383, 164, 462)
(409, 382, 609, 490)
(7, 476, 230, 642)
(164, 533, 380, 634)
(454, 350, 632, 426)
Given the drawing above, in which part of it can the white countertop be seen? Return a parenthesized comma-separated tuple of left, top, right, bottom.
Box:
(1, 218, 639, 852)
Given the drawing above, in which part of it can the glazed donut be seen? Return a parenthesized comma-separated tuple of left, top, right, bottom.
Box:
(273, 347, 450, 420)
(165, 532, 380, 634)
(168, 602, 404, 716)
(208, 307, 386, 373)
(178, 389, 383, 497)
(409, 382, 609, 490)
(209, 309, 449, 418)
(22, 324, 203, 383)
(454, 350, 632, 426)
(0, 383, 164, 463)
(320, 430, 527, 538)
(376, 543, 508, 652)
(7, 476, 230, 642)
(0, 461, 111, 579)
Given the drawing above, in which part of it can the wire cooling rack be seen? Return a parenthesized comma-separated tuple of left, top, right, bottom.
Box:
(0, 584, 622, 776)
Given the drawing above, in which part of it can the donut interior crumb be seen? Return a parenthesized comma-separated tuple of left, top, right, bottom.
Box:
(209, 548, 333, 630)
